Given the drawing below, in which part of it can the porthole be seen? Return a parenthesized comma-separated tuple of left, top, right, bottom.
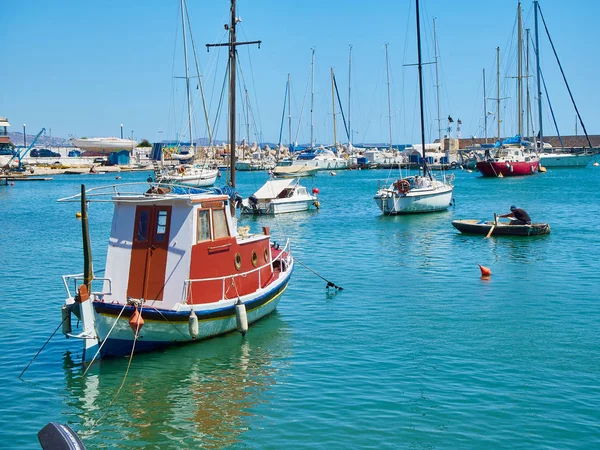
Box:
(234, 253, 242, 271)
(264, 248, 269, 263)
(251, 250, 258, 267)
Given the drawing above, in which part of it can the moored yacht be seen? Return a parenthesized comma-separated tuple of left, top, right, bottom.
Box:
(476, 135, 539, 177)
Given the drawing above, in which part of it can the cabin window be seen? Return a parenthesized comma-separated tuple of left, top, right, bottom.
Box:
(212, 208, 229, 239)
(155, 210, 169, 243)
(136, 210, 150, 242)
(197, 209, 210, 243)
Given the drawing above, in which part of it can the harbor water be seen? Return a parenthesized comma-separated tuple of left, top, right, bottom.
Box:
(1, 166, 599, 449)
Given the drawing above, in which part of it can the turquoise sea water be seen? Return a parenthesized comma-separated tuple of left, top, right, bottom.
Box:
(1, 166, 599, 449)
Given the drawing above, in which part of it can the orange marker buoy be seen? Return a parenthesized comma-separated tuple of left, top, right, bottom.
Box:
(129, 308, 145, 335)
(478, 264, 492, 278)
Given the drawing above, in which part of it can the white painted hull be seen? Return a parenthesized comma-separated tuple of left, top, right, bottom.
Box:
(374, 183, 454, 214)
(242, 196, 316, 215)
(71, 138, 137, 153)
(0, 155, 11, 168)
(160, 168, 219, 187)
(295, 158, 349, 170)
(539, 153, 596, 167)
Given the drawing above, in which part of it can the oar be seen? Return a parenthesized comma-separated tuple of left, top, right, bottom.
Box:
(485, 213, 498, 238)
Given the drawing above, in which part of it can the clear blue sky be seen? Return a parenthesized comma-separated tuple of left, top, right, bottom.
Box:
(2, 0, 599, 146)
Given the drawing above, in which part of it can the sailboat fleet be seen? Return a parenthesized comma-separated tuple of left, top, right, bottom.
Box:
(50, 0, 596, 366)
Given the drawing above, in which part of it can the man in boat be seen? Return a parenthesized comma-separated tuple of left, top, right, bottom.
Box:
(499, 205, 532, 225)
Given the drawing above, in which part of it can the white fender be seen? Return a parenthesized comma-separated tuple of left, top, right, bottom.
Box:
(235, 300, 248, 336)
(189, 310, 199, 339)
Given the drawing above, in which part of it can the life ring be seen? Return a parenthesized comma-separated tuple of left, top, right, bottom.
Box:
(395, 179, 410, 194)
(178, 166, 185, 174)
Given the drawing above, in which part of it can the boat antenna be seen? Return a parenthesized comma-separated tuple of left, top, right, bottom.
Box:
(415, 0, 429, 179)
(206, 0, 261, 188)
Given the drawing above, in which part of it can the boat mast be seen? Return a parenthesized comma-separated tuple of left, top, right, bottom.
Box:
(496, 46, 501, 141)
(483, 68, 487, 144)
(288, 73, 292, 149)
(526, 28, 531, 141)
(348, 44, 352, 147)
(181, 0, 194, 153)
(207, 0, 261, 188)
(310, 48, 315, 149)
(385, 43, 392, 153)
(331, 68, 337, 149)
(534, 0, 543, 152)
(433, 18, 442, 144)
(517, 2, 523, 136)
(415, 0, 428, 178)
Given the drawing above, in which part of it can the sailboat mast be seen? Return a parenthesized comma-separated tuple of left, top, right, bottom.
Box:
(517, 2, 523, 136)
(310, 48, 315, 149)
(228, 0, 237, 186)
(245, 89, 250, 146)
(415, 0, 427, 177)
(483, 68, 487, 144)
(433, 18, 442, 144)
(348, 44, 352, 146)
(385, 43, 392, 153)
(534, 0, 543, 152)
(331, 68, 337, 149)
(496, 46, 501, 141)
(287, 73, 292, 149)
(526, 28, 531, 140)
(180, 0, 194, 151)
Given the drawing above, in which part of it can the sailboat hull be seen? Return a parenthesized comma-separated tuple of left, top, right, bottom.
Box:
(160, 168, 219, 187)
(374, 184, 454, 215)
(476, 160, 539, 177)
(539, 153, 596, 167)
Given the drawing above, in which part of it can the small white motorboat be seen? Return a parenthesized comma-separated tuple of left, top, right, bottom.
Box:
(241, 178, 319, 215)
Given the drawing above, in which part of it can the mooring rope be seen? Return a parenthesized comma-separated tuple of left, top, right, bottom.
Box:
(87, 306, 143, 433)
(18, 314, 70, 379)
(82, 302, 128, 377)
(293, 256, 343, 291)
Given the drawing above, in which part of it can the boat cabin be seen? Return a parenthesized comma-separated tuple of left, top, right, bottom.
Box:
(101, 191, 275, 310)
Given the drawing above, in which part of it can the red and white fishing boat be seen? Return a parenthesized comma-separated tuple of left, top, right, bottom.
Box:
(59, 183, 293, 362)
(58, 0, 292, 363)
(476, 135, 539, 177)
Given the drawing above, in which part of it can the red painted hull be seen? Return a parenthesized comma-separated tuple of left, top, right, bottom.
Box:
(476, 160, 539, 177)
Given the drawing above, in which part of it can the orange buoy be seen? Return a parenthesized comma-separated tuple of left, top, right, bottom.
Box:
(478, 264, 491, 278)
(129, 308, 145, 335)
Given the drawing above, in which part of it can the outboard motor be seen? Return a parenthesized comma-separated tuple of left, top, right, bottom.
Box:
(249, 194, 259, 209)
(38, 422, 86, 450)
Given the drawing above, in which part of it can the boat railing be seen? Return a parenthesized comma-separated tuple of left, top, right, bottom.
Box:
(182, 239, 292, 304)
(62, 273, 113, 299)
(57, 182, 231, 204)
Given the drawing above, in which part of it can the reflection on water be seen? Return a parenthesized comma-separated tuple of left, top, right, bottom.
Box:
(62, 313, 291, 449)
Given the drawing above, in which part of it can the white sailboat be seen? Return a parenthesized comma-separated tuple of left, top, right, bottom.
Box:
(374, 0, 453, 215)
(156, 0, 218, 187)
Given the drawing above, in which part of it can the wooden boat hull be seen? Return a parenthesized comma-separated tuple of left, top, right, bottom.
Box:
(452, 220, 550, 236)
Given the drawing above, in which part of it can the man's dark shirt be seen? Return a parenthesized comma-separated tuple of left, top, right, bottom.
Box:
(512, 208, 531, 224)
